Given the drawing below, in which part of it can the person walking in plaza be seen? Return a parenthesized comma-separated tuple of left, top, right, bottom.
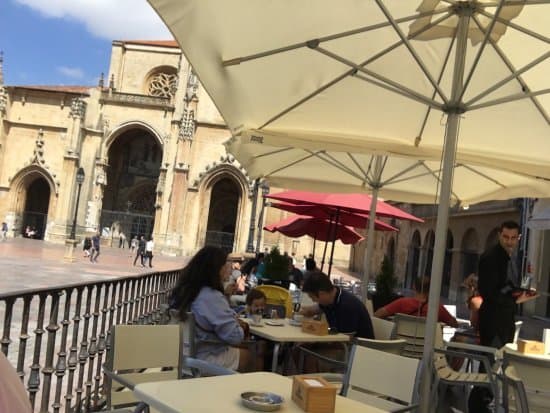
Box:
(90, 232, 101, 263)
(133, 235, 146, 267)
(118, 231, 126, 249)
(1, 221, 7, 241)
(145, 236, 154, 268)
(469, 220, 538, 412)
(129, 235, 138, 257)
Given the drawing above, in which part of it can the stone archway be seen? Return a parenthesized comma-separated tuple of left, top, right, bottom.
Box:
(22, 177, 51, 239)
(461, 228, 480, 278)
(204, 177, 240, 253)
(405, 230, 421, 288)
(423, 230, 435, 276)
(8, 167, 56, 240)
(442, 230, 454, 298)
(100, 127, 161, 240)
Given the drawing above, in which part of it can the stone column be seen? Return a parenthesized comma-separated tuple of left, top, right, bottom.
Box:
(448, 248, 463, 303)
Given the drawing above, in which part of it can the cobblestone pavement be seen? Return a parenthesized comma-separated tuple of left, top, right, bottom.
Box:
(0, 238, 186, 294)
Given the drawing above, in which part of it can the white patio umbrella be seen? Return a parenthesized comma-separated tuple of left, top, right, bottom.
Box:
(148, 0, 549, 407)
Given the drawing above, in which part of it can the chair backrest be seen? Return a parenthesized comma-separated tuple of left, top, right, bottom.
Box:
(342, 345, 421, 409)
(513, 321, 523, 344)
(356, 337, 407, 355)
(394, 313, 443, 359)
(256, 285, 292, 317)
(365, 299, 374, 316)
(371, 316, 395, 340)
(106, 324, 182, 408)
(503, 366, 530, 413)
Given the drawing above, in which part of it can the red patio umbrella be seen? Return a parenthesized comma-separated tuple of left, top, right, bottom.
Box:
(269, 201, 392, 228)
(264, 213, 397, 276)
(264, 215, 366, 245)
(266, 191, 423, 223)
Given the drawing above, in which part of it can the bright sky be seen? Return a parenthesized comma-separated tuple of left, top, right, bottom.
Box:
(0, 0, 172, 86)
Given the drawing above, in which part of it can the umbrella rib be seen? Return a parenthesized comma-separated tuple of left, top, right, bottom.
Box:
(418, 161, 461, 203)
(312, 46, 443, 108)
(476, 8, 550, 44)
(262, 151, 326, 177)
(478, 0, 550, 6)
(221, 8, 451, 66)
(379, 161, 427, 186)
(458, 0, 506, 102)
(458, 164, 507, 188)
(259, 10, 452, 129)
(469, 88, 550, 112)
(468, 15, 550, 123)
(312, 151, 369, 182)
(252, 146, 296, 160)
(465, 51, 550, 106)
(347, 153, 371, 181)
(416, 27, 458, 147)
(374, 0, 449, 104)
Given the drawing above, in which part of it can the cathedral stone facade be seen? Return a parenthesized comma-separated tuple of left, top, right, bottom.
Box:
(0, 40, 352, 264)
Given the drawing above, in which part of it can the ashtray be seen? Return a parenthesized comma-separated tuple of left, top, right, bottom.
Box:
(265, 320, 284, 326)
(241, 392, 283, 411)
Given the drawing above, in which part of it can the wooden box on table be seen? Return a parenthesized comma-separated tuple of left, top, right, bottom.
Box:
(301, 319, 329, 336)
(292, 376, 337, 413)
(517, 339, 545, 355)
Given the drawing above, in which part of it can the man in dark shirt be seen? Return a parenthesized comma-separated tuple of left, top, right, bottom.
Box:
(301, 271, 374, 339)
(469, 220, 537, 412)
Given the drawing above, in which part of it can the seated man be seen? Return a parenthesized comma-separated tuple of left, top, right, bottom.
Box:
(374, 276, 458, 328)
(301, 271, 374, 338)
(297, 271, 374, 373)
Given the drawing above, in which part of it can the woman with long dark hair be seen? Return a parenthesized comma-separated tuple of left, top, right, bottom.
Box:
(171, 246, 251, 371)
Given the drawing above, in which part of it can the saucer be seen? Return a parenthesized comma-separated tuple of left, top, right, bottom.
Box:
(288, 319, 302, 327)
(241, 392, 283, 411)
(265, 320, 284, 326)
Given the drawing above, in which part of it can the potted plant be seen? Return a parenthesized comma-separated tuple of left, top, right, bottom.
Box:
(262, 246, 291, 288)
(372, 255, 400, 310)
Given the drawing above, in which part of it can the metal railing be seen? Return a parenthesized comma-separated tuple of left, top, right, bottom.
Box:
(0, 269, 181, 412)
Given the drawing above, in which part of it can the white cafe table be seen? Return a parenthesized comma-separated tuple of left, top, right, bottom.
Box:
(504, 343, 550, 361)
(134, 372, 386, 413)
(246, 319, 351, 372)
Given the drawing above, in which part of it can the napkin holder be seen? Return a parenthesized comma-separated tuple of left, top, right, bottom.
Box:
(301, 319, 329, 336)
(292, 376, 336, 413)
(517, 339, 545, 355)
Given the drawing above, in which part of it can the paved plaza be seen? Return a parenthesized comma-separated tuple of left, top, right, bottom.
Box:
(0, 238, 187, 294)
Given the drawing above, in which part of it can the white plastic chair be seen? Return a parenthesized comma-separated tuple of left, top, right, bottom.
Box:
(103, 324, 183, 410)
(371, 316, 396, 340)
(356, 337, 407, 356)
(341, 345, 421, 412)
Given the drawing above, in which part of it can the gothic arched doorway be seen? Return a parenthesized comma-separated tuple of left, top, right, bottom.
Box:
(405, 230, 421, 288)
(442, 230, 454, 298)
(22, 177, 51, 239)
(204, 177, 240, 253)
(100, 127, 161, 240)
(461, 228, 479, 278)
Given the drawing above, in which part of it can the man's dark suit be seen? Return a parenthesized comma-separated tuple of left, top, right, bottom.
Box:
(478, 242, 517, 347)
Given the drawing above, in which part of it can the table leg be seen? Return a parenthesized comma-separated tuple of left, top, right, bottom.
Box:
(271, 343, 280, 372)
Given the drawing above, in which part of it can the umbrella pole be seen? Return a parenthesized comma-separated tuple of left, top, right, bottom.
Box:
(327, 209, 341, 277)
(420, 12, 469, 413)
(320, 216, 334, 271)
(361, 156, 384, 303)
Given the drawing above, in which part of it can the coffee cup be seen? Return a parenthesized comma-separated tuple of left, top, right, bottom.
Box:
(293, 314, 304, 323)
(251, 313, 262, 325)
